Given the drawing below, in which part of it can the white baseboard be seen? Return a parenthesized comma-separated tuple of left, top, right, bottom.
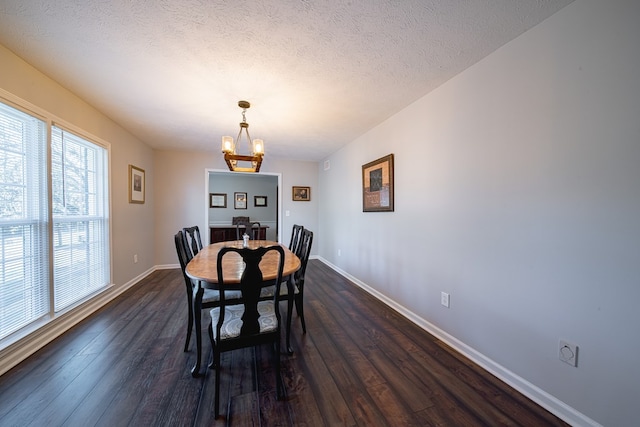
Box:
(0, 266, 156, 377)
(316, 257, 600, 427)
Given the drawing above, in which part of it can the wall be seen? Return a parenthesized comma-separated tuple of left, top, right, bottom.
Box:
(0, 44, 155, 288)
(317, 1, 640, 426)
(154, 150, 319, 266)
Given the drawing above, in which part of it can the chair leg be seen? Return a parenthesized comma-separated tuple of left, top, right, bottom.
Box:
(214, 349, 221, 419)
(295, 291, 306, 333)
(275, 335, 284, 401)
(184, 293, 193, 352)
(207, 323, 218, 369)
(286, 283, 295, 354)
(191, 288, 204, 377)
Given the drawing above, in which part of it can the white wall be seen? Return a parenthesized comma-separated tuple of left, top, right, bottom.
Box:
(154, 150, 319, 265)
(317, 1, 640, 426)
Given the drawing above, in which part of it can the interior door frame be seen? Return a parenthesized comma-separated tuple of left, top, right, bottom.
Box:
(204, 168, 282, 244)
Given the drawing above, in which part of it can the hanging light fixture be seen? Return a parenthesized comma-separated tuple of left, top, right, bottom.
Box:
(221, 100, 264, 172)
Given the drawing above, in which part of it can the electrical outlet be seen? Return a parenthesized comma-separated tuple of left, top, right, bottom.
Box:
(559, 340, 578, 367)
(441, 292, 450, 308)
(338, 249, 341, 256)
(133, 254, 138, 264)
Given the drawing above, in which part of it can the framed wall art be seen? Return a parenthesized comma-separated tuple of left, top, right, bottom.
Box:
(254, 195, 267, 207)
(234, 192, 247, 209)
(209, 193, 227, 208)
(362, 154, 394, 212)
(128, 164, 145, 204)
(292, 186, 310, 201)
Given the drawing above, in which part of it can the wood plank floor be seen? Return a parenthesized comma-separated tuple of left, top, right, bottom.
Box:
(0, 260, 568, 426)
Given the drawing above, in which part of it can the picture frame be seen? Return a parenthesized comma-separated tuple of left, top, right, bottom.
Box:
(128, 164, 145, 204)
(234, 192, 247, 209)
(254, 195, 267, 207)
(362, 154, 394, 212)
(292, 186, 311, 201)
(209, 193, 227, 208)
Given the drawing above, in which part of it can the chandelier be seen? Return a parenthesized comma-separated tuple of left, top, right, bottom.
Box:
(221, 100, 264, 172)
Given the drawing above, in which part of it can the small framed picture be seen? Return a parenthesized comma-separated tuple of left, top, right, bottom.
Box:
(362, 154, 394, 212)
(210, 193, 227, 208)
(129, 165, 145, 204)
(254, 195, 267, 207)
(234, 192, 247, 209)
(292, 186, 311, 201)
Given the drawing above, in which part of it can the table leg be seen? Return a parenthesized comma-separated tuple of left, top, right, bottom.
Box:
(191, 283, 204, 377)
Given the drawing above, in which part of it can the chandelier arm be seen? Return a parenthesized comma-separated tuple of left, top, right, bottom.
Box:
(236, 127, 243, 150)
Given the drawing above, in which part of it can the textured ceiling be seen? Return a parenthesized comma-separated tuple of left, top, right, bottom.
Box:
(0, 0, 573, 161)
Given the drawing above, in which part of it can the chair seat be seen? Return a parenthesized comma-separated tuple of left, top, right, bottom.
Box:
(202, 288, 243, 304)
(210, 301, 278, 340)
(260, 282, 299, 298)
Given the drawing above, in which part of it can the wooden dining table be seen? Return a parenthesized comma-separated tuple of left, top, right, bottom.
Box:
(186, 240, 301, 376)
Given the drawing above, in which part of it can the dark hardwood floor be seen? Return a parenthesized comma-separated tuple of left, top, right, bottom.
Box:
(0, 260, 568, 426)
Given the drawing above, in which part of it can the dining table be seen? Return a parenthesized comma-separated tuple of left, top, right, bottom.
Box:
(185, 240, 301, 377)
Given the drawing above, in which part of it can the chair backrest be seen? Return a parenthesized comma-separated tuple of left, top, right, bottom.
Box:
(174, 231, 193, 292)
(296, 229, 313, 281)
(235, 220, 261, 240)
(183, 226, 203, 257)
(216, 245, 285, 336)
(232, 216, 250, 225)
(289, 224, 304, 255)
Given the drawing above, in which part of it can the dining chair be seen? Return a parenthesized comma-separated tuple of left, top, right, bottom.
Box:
(231, 216, 250, 225)
(208, 244, 286, 418)
(174, 231, 242, 356)
(183, 225, 203, 256)
(288, 224, 304, 255)
(260, 227, 313, 353)
(291, 229, 313, 334)
(235, 220, 261, 240)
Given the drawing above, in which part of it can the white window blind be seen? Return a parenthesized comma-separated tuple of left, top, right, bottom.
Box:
(51, 126, 109, 312)
(0, 102, 49, 340)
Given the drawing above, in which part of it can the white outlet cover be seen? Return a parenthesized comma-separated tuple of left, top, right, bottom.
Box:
(441, 292, 450, 308)
(559, 340, 578, 367)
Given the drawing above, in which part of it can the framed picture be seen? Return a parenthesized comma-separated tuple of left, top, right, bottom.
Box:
(209, 193, 227, 208)
(234, 192, 247, 209)
(254, 195, 267, 207)
(362, 154, 394, 212)
(292, 186, 310, 201)
(128, 164, 145, 204)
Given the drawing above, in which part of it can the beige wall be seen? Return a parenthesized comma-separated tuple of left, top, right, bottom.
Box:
(0, 43, 155, 286)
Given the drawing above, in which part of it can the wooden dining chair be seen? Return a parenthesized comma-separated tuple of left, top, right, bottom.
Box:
(260, 227, 313, 353)
(231, 216, 250, 225)
(208, 244, 286, 418)
(235, 220, 261, 240)
(290, 229, 313, 334)
(174, 231, 242, 361)
(183, 225, 203, 256)
(288, 224, 304, 255)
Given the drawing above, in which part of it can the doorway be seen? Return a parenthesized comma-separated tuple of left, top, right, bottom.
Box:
(205, 169, 281, 244)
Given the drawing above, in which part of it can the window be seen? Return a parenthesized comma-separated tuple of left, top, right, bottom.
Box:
(0, 102, 49, 339)
(0, 99, 110, 342)
(51, 126, 110, 312)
